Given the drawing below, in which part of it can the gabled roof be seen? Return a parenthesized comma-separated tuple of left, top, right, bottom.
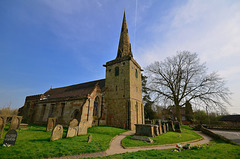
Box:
(43, 79, 105, 99)
(219, 115, 240, 122)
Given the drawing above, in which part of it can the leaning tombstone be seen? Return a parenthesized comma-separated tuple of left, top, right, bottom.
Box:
(66, 119, 79, 138)
(9, 116, 22, 131)
(78, 121, 88, 135)
(0, 116, 7, 138)
(50, 125, 63, 141)
(46, 117, 57, 132)
(3, 129, 17, 146)
(174, 122, 181, 133)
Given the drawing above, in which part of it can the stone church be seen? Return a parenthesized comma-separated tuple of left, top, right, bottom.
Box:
(18, 12, 144, 130)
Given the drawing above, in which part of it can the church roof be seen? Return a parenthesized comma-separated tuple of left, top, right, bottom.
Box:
(116, 11, 133, 58)
(43, 79, 105, 100)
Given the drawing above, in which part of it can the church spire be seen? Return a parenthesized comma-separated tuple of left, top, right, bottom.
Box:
(116, 11, 133, 59)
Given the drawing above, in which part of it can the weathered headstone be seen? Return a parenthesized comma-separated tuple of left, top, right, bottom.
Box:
(66, 119, 79, 138)
(174, 122, 181, 133)
(3, 129, 17, 146)
(162, 123, 166, 133)
(158, 121, 162, 135)
(69, 119, 78, 127)
(88, 134, 92, 143)
(154, 125, 159, 136)
(46, 117, 56, 132)
(50, 125, 63, 141)
(168, 121, 175, 131)
(166, 123, 169, 132)
(0, 116, 7, 138)
(9, 116, 22, 131)
(78, 121, 88, 135)
(131, 136, 154, 143)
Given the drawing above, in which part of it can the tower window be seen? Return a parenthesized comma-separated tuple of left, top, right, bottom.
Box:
(115, 67, 119, 76)
(135, 69, 138, 78)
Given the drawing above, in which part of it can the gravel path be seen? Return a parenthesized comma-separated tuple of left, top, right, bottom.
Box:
(50, 130, 212, 159)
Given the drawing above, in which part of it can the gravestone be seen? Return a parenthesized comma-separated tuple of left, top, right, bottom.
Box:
(69, 119, 78, 127)
(162, 123, 166, 133)
(174, 122, 181, 133)
(131, 136, 154, 143)
(158, 121, 162, 135)
(46, 117, 56, 132)
(66, 119, 79, 138)
(78, 121, 88, 135)
(166, 123, 169, 131)
(88, 134, 92, 143)
(50, 125, 63, 141)
(3, 129, 17, 146)
(9, 116, 22, 131)
(154, 125, 159, 136)
(0, 116, 7, 138)
(168, 121, 175, 131)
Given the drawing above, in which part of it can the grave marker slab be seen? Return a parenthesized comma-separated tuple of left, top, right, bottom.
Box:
(78, 121, 88, 135)
(9, 116, 22, 131)
(174, 122, 181, 133)
(69, 119, 78, 127)
(88, 134, 92, 143)
(50, 125, 63, 141)
(66, 127, 79, 138)
(162, 123, 166, 133)
(3, 129, 17, 146)
(131, 136, 154, 143)
(0, 116, 7, 138)
(158, 122, 162, 134)
(168, 121, 175, 131)
(154, 125, 159, 136)
(46, 117, 56, 132)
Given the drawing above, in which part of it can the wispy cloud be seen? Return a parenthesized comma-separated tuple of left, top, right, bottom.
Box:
(136, 0, 240, 113)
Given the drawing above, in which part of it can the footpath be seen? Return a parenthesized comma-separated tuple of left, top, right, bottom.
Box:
(51, 130, 212, 159)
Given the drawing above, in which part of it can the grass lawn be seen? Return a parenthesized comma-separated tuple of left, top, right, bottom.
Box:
(122, 125, 202, 148)
(98, 140, 240, 159)
(0, 125, 126, 159)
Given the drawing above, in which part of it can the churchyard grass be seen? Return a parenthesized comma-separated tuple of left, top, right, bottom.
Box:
(98, 140, 240, 159)
(0, 125, 126, 159)
(122, 125, 202, 148)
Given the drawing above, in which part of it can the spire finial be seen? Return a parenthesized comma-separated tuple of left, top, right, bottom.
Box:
(116, 11, 133, 59)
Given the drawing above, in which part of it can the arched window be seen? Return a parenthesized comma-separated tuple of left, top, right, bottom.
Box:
(71, 109, 80, 120)
(93, 96, 100, 117)
(135, 69, 138, 78)
(115, 67, 119, 76)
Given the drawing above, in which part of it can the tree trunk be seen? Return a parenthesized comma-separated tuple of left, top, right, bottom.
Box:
(175, 103, 182, 124)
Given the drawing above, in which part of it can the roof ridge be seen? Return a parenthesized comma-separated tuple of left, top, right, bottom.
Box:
(50, 79, 105, 90)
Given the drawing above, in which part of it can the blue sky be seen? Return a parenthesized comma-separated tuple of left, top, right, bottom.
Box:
(0, 0, 240, 114)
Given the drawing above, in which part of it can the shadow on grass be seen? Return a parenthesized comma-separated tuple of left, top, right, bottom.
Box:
(29, 138, 50, 142)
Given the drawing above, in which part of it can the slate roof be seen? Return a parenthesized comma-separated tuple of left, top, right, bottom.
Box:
(219, 115, 240, 122)
(43, 79, 105, 99)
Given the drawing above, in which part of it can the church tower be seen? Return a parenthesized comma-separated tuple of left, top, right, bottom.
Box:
(104, 12, 144, 130)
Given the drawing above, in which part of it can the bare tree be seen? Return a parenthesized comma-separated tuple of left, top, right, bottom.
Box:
(145, 51, 231, 123)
